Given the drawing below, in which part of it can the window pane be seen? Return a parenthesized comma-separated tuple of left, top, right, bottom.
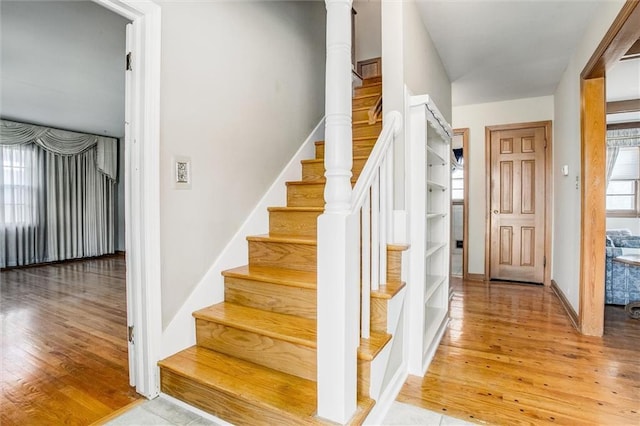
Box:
(606, 195, 635, 210)
(610, 147, 639, 180)
(607, 180, 634, 195)
(452, 189, 464, 200)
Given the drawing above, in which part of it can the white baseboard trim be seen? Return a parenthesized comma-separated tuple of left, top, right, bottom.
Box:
(160, 118, 325, 358)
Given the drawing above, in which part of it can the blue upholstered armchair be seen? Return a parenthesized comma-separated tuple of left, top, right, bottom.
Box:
(605, 230, 640, 305)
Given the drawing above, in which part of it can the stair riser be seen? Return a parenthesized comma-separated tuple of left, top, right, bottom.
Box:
(287, 183, 325, 208)
(353, 108, 374, 122)
(353, 122, 382, 139)
(302, 158, 367, 182)
(249, 240, 317, 272)
(371, 298, 387, 333)
(196, 320, 317, 381)
(160, 370, 317, 426)
(224, 276, 316, 320)
(387, 250, 402, 283)
(269, 210, 320, 238)
(355, 84, 382, 97)
(353, 95, 379, 109)
(315, 140, 377, 160)
(363, 76, 382, 85)
(358, 359, 370, 398)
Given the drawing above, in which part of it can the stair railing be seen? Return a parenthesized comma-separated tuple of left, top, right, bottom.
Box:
(351, 111, 402, 339)
(319, 1, 403, 423)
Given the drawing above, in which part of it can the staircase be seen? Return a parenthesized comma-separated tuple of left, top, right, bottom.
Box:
(158, 76, 405, 425)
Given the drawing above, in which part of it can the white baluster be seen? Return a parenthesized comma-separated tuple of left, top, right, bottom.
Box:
(361, 192, 371, 339)
(371, 172, 380, 291)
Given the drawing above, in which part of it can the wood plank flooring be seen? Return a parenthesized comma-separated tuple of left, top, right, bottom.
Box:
(3, 258, 638, 425)
(398, 277, 640, 425)
(1, 256, 141, 425)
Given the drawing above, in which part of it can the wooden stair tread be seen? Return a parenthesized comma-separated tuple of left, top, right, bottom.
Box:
(194, 302, 317, 348)
(222, 265, 316, 289)
(387, 243, 410, 252)
(361, 82, 382, 89)
(160, 346, 376, 425)
(371, 281, 406, 300)
(247, 234, 317, 245)
(352, 93, 379, 100)
(358, 331, 392, 361)
(287, 178, 357, 186)
(314, 138, 377, 145)
(300, 156, 369, 165)
(159, 346, 318, 418)
(267, 206, 324, 212)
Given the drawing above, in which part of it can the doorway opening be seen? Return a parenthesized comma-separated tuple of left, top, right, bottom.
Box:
(451, 128, 469, 279)
(579, 0, 640, 336)
(93, 0, 162, 397)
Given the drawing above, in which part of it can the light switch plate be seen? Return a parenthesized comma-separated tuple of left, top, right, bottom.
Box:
(174, 156, 191, 189)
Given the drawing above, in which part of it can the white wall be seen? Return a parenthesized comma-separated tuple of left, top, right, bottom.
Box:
(157, 1, 326, 327)
(382, 0, 452, 208)
(354, 0, 381, 63)
(402, 2, 451, 126)
(452, 96, 554, 275)
(552, 0, 625, 311)
(0, 1, 129, 138)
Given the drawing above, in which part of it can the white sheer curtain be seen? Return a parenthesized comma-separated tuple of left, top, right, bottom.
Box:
(1, 120, 117, 268)
(1, 144, 46, 267)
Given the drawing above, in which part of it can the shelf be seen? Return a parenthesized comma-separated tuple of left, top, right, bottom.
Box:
(423, 306, 447, 356)
(425, 241, 446, 257)
(426, 212, 446, 220)
(426, 180, 446, 191)
(426, 145, 446, 165)
(425, 274, 446, 301)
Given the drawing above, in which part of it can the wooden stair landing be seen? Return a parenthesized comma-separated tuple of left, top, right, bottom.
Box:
(159, 76, 386, 425)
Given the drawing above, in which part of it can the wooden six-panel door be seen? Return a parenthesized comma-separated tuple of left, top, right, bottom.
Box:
(489, 126, 546, 284)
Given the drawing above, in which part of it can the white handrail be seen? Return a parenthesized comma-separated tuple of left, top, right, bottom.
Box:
(350, 110, 402, 339)
(351, 111, 403, 212)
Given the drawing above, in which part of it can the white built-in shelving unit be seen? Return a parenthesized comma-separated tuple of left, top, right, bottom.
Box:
(407, 94, 452, 375)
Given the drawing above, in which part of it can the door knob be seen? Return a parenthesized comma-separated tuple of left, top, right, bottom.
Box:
(493, 210, 499, 214)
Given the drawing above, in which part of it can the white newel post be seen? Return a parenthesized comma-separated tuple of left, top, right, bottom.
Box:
(317, 0, 358, 423)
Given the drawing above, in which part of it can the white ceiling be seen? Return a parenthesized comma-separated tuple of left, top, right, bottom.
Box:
(417, 0, 604, 106)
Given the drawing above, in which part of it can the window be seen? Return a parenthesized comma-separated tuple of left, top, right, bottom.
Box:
(1, 144, 38, 225)
(451, 151, 464, 200)
(451, 166, 464, 200)
(606, 146, 640, 216)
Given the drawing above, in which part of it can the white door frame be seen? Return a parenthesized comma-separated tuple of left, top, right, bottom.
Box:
(93, 0, 162, 398)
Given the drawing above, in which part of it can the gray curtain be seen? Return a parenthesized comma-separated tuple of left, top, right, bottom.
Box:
(605, 128, 640, 188)
(1, 120, 117, 268)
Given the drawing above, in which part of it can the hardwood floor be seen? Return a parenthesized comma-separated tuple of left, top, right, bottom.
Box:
(0, 256, 141, 425)
(397, 277, 640, 425)
(3, 259, 638, 425)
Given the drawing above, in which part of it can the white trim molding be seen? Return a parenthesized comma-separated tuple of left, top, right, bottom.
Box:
(92, 0, 162, 399)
